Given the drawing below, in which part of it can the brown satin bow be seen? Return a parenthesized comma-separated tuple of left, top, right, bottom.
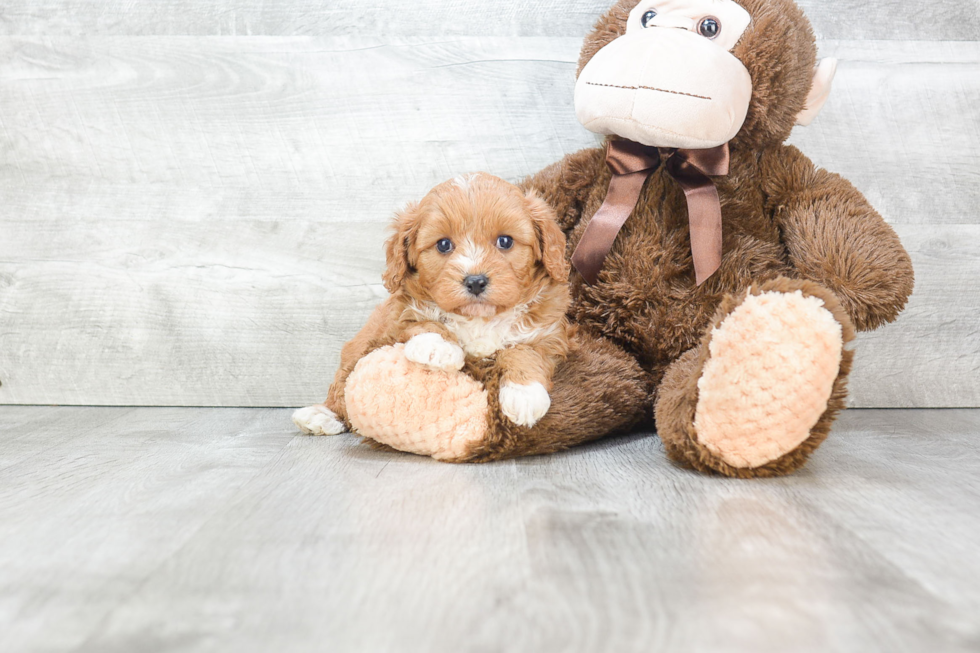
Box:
(570, 139, 730, 286)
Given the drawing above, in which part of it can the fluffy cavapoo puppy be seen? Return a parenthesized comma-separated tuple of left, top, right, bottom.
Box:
(293, 172, 571, 437)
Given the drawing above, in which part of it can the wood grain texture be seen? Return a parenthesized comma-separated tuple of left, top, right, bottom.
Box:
(788, 40, 980, 226)
(848, 225, 980, 408)
(0, 218, 389, 406)
(1, 0, 977, 40)
(1, 222, 975, 407)
(0, 37, 977, 407)
(0, 407, 978, 652)
(0, 36, 589, 219)
(0, 408, 293, 651)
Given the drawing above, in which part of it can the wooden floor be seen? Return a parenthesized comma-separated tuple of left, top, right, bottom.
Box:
(0, 408, 977, 652)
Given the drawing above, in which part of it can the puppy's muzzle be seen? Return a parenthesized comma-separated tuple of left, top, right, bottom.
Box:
(464, 274, 489, 296)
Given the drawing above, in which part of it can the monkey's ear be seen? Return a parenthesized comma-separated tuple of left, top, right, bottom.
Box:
(796, 58, 838, 127)
(526, 192, 569, 283)
(382, 201, 422, 293)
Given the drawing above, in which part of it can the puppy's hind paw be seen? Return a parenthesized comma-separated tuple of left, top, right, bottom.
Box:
(499, 381, 551, 428)
(404, 333, 466, 371)
(292, 405, 347, 436)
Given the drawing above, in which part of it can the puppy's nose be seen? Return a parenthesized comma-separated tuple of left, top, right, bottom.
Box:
(464, 274, 489, 296)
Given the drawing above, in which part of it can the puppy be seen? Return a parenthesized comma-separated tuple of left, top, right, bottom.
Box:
(293, 172, 571, 437)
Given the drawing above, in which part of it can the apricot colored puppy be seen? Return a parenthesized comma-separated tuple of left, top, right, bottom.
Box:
(293, 172, 571, 435)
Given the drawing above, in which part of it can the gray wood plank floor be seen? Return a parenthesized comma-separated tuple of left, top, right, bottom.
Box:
(1, 407, 977, 652)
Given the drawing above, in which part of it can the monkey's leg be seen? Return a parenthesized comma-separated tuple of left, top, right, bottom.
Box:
(654, 278, 855, 478)
(463, 331, 649, 462)
(343, 332, 648, 462)
(343, 343, 491, 461)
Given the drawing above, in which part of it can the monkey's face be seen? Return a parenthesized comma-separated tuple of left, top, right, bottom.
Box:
(575, 0, 754, 149)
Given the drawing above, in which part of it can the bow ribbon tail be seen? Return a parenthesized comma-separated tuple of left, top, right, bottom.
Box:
(666, 145, 730, 285)
(571, 141, 660, 285)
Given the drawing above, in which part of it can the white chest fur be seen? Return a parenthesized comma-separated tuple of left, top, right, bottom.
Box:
(407, 301, 555, 359)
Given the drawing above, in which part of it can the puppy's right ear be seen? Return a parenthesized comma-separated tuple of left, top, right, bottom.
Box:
(382, 201, 422, 293)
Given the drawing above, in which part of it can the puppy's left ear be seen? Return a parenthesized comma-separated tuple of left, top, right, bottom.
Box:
(525, 192, 569, 282)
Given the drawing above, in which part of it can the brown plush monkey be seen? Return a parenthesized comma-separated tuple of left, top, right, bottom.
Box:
(329, 0, 914, 477)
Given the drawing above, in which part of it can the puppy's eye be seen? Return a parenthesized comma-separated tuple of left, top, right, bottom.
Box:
(697, 16, 720, 38)
(436, 238, 454, 254)
(641, 9, 658, 28)
(496, 235, 514, 250)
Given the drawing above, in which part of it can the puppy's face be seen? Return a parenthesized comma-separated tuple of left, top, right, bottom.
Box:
(383, 173, 568, 318)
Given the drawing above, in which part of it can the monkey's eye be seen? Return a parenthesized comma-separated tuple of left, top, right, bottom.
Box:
(641, 9, 658, 28)
(496, 235, 514, 250)
(436, 238, 454, 254)
(697, 16, 720, 38)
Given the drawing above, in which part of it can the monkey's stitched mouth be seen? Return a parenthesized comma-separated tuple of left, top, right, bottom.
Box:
(586, 81, 711, 101)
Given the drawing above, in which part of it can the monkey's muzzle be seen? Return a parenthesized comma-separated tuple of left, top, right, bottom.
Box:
(575, 28, 752, 149)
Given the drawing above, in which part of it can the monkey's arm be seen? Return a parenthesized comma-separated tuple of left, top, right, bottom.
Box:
(520, 147, 605, 232)
(763, 145, 914, 331)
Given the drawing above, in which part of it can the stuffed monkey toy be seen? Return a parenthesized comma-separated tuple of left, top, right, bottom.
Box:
(325, 0, 914, 477)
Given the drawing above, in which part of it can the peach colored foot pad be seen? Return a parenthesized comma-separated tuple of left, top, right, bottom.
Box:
(694, 290, 844, 469)
(345, 344, 489, 461)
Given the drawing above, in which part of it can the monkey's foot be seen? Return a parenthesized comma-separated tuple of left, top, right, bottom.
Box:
(344, 344, 489, 461)
(656, 279, 855, 477)
(695, 288, 844, 467)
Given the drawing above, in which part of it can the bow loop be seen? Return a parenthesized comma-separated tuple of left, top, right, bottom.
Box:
(670, 145, 730, 178)
(605, 139, 661, 176)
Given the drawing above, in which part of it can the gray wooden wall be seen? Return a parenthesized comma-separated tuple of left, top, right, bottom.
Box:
(1, 1, 978, 408)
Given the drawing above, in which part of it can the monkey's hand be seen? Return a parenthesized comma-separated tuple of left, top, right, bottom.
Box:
(766, 146, 914, 331)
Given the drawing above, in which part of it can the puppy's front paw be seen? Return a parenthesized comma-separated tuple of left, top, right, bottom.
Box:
(404, 333, 465, 371)
(292, 405, 346, 436)
(499, 381, 551, 428)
